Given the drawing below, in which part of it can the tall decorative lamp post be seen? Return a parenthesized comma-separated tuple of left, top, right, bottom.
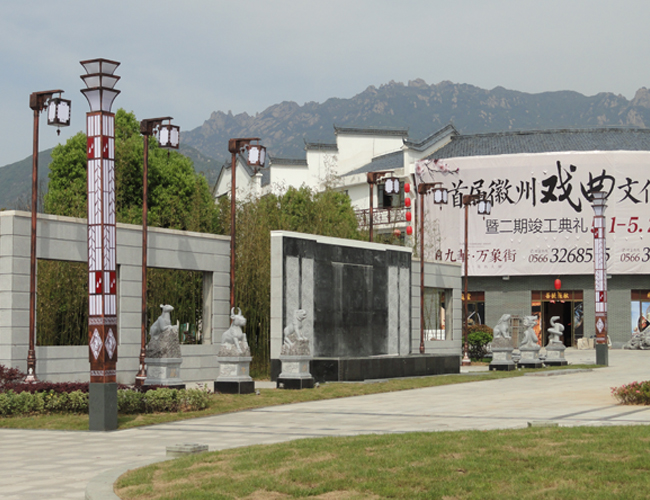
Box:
(591, 191, 608, 366)
(135, 118, 180, 387)
(227, 138, 266, 310)
(418, 182, 447, 353)
(26, 91, 71, 382)
(80, 58, 121, 431)
(462, 193, 491, 366)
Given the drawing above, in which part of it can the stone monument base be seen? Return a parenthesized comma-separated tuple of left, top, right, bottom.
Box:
(489, 339, 516, 371)
(544, 341, 568, 366)
(277, 355, 314, 389)
(215, 356, 255, 394)
(518, 345, 543, 368)
(144, 357, 185, 389)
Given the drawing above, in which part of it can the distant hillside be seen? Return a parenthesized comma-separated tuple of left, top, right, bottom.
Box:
(183, 79, 650, 164)
(0, 149, 54, 210)
(4, 80, 650, 209)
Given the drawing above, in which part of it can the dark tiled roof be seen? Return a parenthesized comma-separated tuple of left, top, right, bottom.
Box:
(304, 140, 338, 151)
(334, 125, 409, 137)
(403, 123, 458, 151)
(269, 157, 308, 166)
(344, 150, 404, 177)
(430, 128, 650, 159)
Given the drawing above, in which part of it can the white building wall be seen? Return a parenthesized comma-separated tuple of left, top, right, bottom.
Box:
(335, 134, 405, 175)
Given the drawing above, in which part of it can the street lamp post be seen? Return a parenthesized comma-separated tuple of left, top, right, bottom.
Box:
(227, 138, 266, 310)
(591, 191, 609, 366)
(135, 118, 180, 387)
(418, 182, 448, 353)
(80, 58, 121, 431)
(462, 194, 491, 366)
(26, 90, 71, 382)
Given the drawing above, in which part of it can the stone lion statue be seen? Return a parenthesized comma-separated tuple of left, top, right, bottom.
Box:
(281, 309, 309, 356)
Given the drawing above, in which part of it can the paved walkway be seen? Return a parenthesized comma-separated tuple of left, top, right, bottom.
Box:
(1, 349, 649, 499)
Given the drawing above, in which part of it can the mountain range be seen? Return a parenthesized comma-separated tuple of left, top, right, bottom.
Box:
(2, 79, 650, 209)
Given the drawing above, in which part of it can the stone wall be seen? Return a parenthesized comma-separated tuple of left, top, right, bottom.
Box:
(0, 211, 230, 383)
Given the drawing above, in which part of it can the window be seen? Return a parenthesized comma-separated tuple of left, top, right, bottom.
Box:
(423, 288, 448, 340)
(379, 180, 405, 208)
(462, 291, 485, 326)
(631, 290, 650, 335)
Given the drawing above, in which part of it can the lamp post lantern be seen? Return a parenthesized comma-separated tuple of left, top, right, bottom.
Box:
(228, 138, 266, 309)
(418, 182, 447, 354)
(591, 191, 609, 366)
(135, 118, 180, 387)
(26, 90, 71, 382)
(462, 193, 491, 366)
(80, 58, 121, 431)
(366, 171, 392, 242)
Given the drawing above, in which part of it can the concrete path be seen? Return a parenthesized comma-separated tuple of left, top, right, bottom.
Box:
(1, 349, 649, 500)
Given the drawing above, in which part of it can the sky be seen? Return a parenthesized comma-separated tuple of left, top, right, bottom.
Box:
(2, 0, 649, 167)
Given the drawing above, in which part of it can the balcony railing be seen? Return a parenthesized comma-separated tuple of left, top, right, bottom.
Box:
(355, 207, 407, 228)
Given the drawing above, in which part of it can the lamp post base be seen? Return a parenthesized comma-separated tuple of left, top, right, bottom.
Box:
(89, 383, 118, 432)
(461, 352, 471, 366)
(595, 343, 609, 366)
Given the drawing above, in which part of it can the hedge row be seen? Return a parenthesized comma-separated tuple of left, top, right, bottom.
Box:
(0, 387, 212, 417)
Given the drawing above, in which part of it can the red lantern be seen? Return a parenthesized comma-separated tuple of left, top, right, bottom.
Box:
(406, 226, 413, 236)
(554, 278, 561, 290)
(406, 211, 412, 222)
(393, 228, 401, 238)
(404, 183, 410, 193)
(405, 197, 411, 208)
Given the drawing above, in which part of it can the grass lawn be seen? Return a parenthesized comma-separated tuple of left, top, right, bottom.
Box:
(0, 366, 594, 431)
(115, 425, 650, 500)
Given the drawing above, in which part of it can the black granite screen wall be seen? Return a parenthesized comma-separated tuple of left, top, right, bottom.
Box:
(283, 236, 410, 358)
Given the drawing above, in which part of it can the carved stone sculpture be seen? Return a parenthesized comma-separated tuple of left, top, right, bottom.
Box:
(544, 316, 568, 366)
(144, 304, 184, 388)
(489, 314, 515, 371)
(146, 305, 181, 359)
(215, 307, 254, 394)
(546, 316, 564, 344)
(281, 309, 309, 356)
(519, 315, 540, 349)
(518, 315, 543, 368)
(625, 308, 650, 350)
(278, 309, 314, 389)
(219, 307, 250, 357)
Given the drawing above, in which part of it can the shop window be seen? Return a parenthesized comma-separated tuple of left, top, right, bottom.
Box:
(423, 288, 448, 340)
(631, 290, 650, 334)
(462, 291, 485, 326)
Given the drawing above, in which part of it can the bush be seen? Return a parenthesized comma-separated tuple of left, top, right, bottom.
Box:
(612, 381, 650, 405)
(467, 325, 494, 360)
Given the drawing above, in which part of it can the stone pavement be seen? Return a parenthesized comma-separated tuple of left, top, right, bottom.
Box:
(1, 349, 649, 499)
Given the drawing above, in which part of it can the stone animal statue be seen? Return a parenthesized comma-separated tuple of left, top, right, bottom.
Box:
(519, 315, 539, 348)
(150, 304, 173, 341)
(283, 309, 308, 349)
(546, 316, 564, 344)
(492, 314, 511, 340)
(220, 307, 249, 355)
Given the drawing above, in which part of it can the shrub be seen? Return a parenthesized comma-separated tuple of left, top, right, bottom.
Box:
(467, 324, 494, 360)
(612, 381, 650, 405)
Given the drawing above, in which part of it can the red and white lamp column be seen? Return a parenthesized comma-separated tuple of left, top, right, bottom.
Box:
(80, 58, 121, 431)
(591, 191, 608, 366)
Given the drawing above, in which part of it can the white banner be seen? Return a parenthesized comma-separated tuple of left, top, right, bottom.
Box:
(417, 151, 650, 276)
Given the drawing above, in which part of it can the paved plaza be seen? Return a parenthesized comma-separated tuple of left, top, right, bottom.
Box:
(0, 349, 649, 499)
